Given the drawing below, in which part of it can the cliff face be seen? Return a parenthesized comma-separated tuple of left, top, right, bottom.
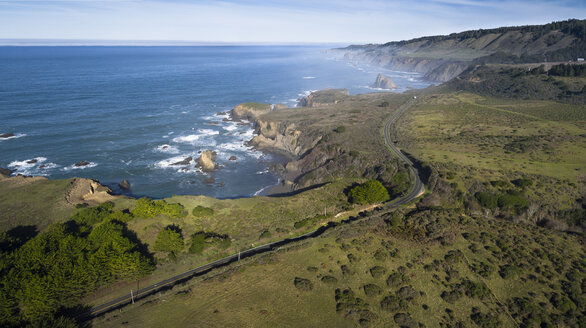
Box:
(249, 120, 321, 157)
(333, 20, 585, 82)
(231, 103, 272, 121)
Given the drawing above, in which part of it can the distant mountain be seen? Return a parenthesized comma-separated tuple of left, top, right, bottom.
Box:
(334, 19, 586, 82)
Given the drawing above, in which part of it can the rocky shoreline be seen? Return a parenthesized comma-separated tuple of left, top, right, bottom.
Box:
(226, 89, 350, 195)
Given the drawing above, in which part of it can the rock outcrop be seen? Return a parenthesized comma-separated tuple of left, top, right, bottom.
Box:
(197, 150, 217, 172)
(231, 103, 272, 121)
(66, 178, 117, 206)
(249, 120, 321, 157)
(74, 161, 91, 167)
(171, 156, 192, 166)
(298, 89, 349, 107)
(372, 73, 397, 89)
(0, 133, 14, 139)
(119, 179, 131, 190)
(0, 168, 14, 178)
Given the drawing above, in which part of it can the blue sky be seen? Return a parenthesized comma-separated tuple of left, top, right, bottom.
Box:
(0, 0, 584, 44)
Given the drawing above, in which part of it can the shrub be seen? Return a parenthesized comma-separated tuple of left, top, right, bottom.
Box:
(475, 192, 499, 209)
(363, 284, 382, 296)
(386, 271, 408, 287)
(154, 226, 184, 255)
(189, 231, 231, 254)
(335, 126, 347, 133)
(470, 308, 501, 328)
(379, 101, 390, 107)
(192, 205, 214, 217)
(132, 198, 184, 218)
(380, 295, 402, 312)
(370, 266, 386, 279)
(348, 180, 390, 204)
(341, 265, 355, 276)
(396, 286, 418, 301)
(294, 277, 313, 291)
(394, 313, 416, 328)
(462, 280, 491, 299)
(321, 275, 338, 284)
(499, 265, 523, 279)
(512, 178, 533, 188)
(71, 202, 115, 225)
(259, 230, 272, 239)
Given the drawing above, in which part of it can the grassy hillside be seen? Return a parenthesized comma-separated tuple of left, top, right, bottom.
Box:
(338, 19, 586, 81)
(94, 207, 585, 328)
(393, 91, 585, 232)
(347, 19, 585, 62)
(444, 63, 586, 104)
(0, 176, 78, 233)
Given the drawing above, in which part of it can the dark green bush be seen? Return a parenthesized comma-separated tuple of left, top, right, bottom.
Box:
(386, 271, 408, 287)
(335, 126, 347, 133)
(321, 275, 338, 284)
(370, 266, 386, 279)
(380, 295, 402, 311)
(363, 284, 382, 296)
(132, 198, 184, 218)
(154, 225, 184, 255)
(189, 231, 231, 254)
(293, 277, 313, 291)
(348, 180, 390, 204)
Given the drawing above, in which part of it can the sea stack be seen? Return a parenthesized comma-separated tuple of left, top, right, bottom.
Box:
(372, 73, 397, 89)
(197, 150, 217, 172)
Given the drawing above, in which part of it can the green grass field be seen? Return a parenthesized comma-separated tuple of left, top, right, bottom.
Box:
(93, 207, 585, 328)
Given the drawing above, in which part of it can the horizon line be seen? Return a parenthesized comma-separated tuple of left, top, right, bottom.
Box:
(0, 39, 352, 47)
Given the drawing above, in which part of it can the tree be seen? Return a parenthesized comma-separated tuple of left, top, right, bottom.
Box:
(348, 180, 390, 204)
(154, 226, 184, 255)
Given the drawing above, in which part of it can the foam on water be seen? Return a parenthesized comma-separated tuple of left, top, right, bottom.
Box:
(62, 162, 98, 171)
(155, 144, 180, 154)
(0, 133, 26, 141)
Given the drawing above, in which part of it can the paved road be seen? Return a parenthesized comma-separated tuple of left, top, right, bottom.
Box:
(83, 97, 425, 320)
(383, 98, 425, 207)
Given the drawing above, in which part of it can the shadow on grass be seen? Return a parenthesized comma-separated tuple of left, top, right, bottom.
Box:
(268, 182, 330, 198)
(0, 225, 38, 252)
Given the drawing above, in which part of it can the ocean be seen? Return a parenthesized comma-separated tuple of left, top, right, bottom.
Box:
(0, 46, 431, 199)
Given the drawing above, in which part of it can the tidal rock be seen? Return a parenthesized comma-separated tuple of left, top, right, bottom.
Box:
(0, 133, 14, 139)
(372, 73, 397, 89)
(217, 182, 225, 187)
(171, 156, 192, 166)
(119, 179, 131, 190)
(0, 167, 13, 177)
(202, 177, 215, 185)
(74, 161, 91, 167)
(229, 155, 237, 161)
(196, 150, 217, 172)
(26, 159, 38, 164)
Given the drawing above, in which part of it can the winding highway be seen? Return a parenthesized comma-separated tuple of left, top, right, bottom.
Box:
(383, 97, 426, 206)
(81, 97, 425, 320)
